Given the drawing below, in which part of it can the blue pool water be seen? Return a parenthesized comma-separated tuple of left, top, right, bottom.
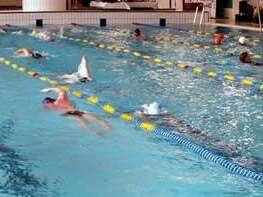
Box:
(0, 24, 262, 197)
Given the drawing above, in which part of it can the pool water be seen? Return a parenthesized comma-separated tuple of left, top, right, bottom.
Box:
(0, 24, 262, 197)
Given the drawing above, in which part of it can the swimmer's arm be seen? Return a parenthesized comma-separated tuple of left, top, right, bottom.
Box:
(41, 87, 68, 101)
(59, 73, 74, 79)
(41, 87, 66, 97)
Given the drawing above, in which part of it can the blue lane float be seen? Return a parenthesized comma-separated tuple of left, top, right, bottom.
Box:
(153, 127, 263, 183)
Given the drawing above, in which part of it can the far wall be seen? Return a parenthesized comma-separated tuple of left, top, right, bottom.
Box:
(0, 0, 21, 6)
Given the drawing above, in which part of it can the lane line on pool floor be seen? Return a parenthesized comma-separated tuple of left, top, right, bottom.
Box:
(0, 55, 262, 184)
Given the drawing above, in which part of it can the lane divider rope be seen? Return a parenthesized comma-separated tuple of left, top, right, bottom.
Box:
(55, 34, 263, 92)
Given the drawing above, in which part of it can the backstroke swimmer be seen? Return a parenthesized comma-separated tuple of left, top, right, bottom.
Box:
(41, 87, 112, 130)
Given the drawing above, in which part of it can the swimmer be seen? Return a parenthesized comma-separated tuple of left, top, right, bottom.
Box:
(240, 51, 263, 66)
(133, 29, 145, 41)
(38, 31, 55, 42)
(13, 48, 43, 59)
(134, 102, 242, 155)
(58, 26, 65, 38)
(60, 56, 93, 84)
(41, 87, 111, 130)
(0, 27, 7, 33)
(213, 33, 224, 45)
(11, 30, 23, 35)
(238, 36, 247, 45)
(70, 23, 86, 33)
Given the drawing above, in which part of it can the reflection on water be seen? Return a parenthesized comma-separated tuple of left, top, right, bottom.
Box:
(0, 119, 47, 197)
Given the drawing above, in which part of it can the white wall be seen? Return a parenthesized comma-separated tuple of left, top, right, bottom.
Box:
(23, 0, 66, 11)
(156, 0, 170, 8)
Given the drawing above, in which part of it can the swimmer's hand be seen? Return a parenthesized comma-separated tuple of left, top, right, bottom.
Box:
(41, 87, 62, 93)
(41, 88, 52, 93)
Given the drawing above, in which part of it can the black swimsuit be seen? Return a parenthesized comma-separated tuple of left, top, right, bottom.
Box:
(62, 110, 85, 117)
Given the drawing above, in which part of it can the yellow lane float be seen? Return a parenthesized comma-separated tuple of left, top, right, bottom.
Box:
(28, 71, 38, 77)
(60, 85, 69, 92)
(214, 48, 222, 53)
(193, 67, 203, 74)
(39, 76, 48, 81)
(102, 104, 116, 114)
(140, 122, 155, 132)
(18, 67, 26, 73)
(72, 90, 83, 98)
(253, 55, 262, 59)
(87, 96, 99, 104)
(120, 113, 134, 121)
(208, 71, 217, 78)
(143, 55, 151, 60)
(224, 74, 234, 81)
(178, 63, 189, 69)
(115, 48, 121, 52)
(123, 49, 130, 53)
(98, 44, 105, 48)
(4, 60, 11, 65)
(133, 52, 141, 57)
(165, 61, 173, 66)
(154, 58, 162, 64)
(241, 79, 253, 86)
(193, 44, 200, 48)
(48, 80, 58, 85)
(11, 64, 18, 69)
(107, 46, 113, 50)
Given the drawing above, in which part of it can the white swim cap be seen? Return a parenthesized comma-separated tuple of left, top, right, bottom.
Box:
(142, 102, 161, 115)
(239, 36, 246, 45)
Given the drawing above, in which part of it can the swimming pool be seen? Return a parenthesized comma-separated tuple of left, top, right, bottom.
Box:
(0, 24, 263, 197)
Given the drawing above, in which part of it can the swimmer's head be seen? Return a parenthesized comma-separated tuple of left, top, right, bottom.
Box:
(240, 51, 251, 63)
(32, 53, 43, 59)
(142, 102, 161, 115)
(134, 29, 141, 37)
(79, 77, 88, 83)
(238, 36, 246, 45)
(42, 97, 56, 108)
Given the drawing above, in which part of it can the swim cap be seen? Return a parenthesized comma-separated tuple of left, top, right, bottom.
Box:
(142, 102, 161, 115)
(42, 97, 55, 104)
(134, 29, 141, 36)
(239, 36, 246, 45)
(32, 53, 43, 59)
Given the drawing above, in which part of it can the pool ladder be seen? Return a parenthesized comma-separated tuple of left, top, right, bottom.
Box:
(256, 0, 262, 32)
(193, 3, 205, 28)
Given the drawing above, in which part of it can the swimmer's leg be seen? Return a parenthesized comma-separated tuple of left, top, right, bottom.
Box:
(82, 113, 112, 131)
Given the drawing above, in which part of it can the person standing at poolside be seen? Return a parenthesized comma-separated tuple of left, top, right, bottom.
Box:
(41, 87, 111, 130)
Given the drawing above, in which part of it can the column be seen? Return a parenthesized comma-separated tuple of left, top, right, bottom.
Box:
(23, 0, 66, 11)
(176, 0, 183, 11)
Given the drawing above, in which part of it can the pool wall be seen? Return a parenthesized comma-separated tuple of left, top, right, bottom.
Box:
(0, 10, 209, 26)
